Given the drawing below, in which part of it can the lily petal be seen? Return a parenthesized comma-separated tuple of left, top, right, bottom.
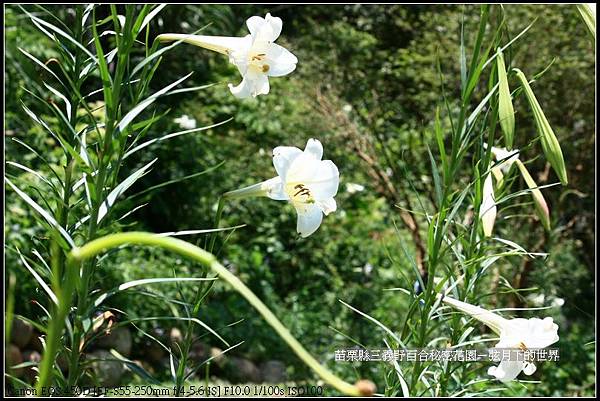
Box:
(266, 43, 298, 77)
(285, 153, 322, 183)
(228, 77, 253, 99)
(267, 61, 297, 78)
(273, 146, 303, 178)
(491, 146, 520, 174)
(246, 16, 266, 37)
(285, 156, 340, 201)
(229, 73, 270, 98)
(505, 317, 559, 349)
(252, 73, 270, 97)
(295, 203, 323, 238)
(247, 13, 282, 44)
(319, 197, 337, 216)
(523, 362, 537, 375)
(304, 138, 323, 160)
(488, 360, 525, 382)
(265, 13, 283, 42)
(306, 160, 339, 200)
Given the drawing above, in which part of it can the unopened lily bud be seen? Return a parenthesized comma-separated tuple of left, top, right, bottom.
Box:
(513, 68, 568, 185)
(515, 160, 551, 231)
(480, 173, 497, 237)
(496, 48, 515, 149)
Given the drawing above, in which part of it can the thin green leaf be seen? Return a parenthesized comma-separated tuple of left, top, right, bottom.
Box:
(97, 158, 158, 223)
(339, 299, 406, 349)
(93, 277, 217, 308)
(130, 24, 210, 77)
(16, 247, 58, 305)
(91, 8, 114, 112)
(23, 8, 97, 62)
(17, 47, 66, 87)
(129, 161, 224, 199)
(123, 118, 233, 159)
(109, 349, 161, 385)
(117, 72, 193, 134)
(155, 225, 247, 238)
(5, 177, 75, 248)
(136, 4, 167, 37)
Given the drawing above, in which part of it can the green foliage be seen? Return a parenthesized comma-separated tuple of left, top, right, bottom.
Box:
(4, 3, 595, 397)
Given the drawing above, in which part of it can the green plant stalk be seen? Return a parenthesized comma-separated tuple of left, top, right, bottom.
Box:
(38, 6, 83, 389)
(180, 184, 270, 390)
(68, 232, 366, 396)
(174, 194, 226, 392)
(36, 256, 80, 393)
(409, 7, 499, 393)
(65, 7, 137, 390)
(207, 195, 225, 254)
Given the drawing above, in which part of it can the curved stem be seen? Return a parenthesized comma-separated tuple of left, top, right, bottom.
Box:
(68, 232, 369, 396)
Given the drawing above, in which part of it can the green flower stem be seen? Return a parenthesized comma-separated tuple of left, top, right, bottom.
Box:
(36, 257, 79, 394)
(207, 182, 268, 253)
(68, 232, 367, 396)
(207, 196, 225, 254)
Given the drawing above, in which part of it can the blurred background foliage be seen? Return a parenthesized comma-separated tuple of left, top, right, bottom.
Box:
(4, 4, 595, 396)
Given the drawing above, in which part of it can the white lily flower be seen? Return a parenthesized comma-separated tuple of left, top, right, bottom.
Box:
(489, 146, 520, 187)
(483, 144, 519, 184)
(225, 139, 339, 238)
(490, 146, 520, 173)
(157, 13, 297, 98)
(441, 295, 559, 382)
(483, 143, 550, 231)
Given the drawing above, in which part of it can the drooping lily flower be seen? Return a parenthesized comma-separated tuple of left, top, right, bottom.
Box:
(157, 13, 297, 98)
(489, 146, 520, 185)
(441, 295, 559, 382)
(485, 144, 550, 231)
(225, 139, 339, 238)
